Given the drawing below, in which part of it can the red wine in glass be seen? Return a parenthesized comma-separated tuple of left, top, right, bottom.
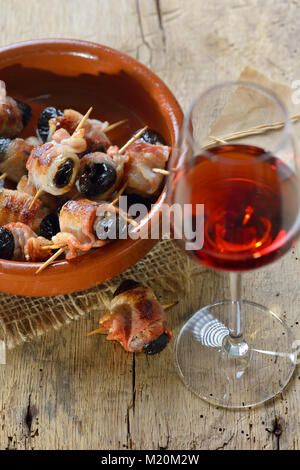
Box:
(170, 81, 300, 409)
(172, 144, 300, 271)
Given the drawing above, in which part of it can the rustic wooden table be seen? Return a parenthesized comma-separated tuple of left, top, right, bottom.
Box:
(0, 0, 300, 450)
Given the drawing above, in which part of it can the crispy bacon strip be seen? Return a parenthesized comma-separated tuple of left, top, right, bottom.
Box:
(109, 141, 170, 197)
(4, 222, 51, 261)
(0, 188, 50, 232)
(26, 128, 83, 196)
(53, 199, 110, 259)
(49, 109, 111, 152)
(99, 283, 172, 353)
(0, 137, 36, 183)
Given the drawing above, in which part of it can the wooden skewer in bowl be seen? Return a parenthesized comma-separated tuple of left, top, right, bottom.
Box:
(74, 106, 93, 132)
(0, 172, 8, 181)
(35, 247, 66, 275)
(103, 119, 127, 133)
(110, 180, 128, 206)
(118, 125, 148, 154)
(86, 300, 178, 336)
(28, 189, 43, 210)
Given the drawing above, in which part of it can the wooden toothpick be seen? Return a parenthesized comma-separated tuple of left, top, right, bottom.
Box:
(75, 107, 93, 132)
(41, 244, 67, 251)
(28, 188, 43, 210)
(118, 126, 148, 154)
(115, 206, 139, 227)
(86, 326, 108, 337)
(162, 300, 179, 309)
(35, 248, 65, 275)
(152, 168, 170, 176)
(0, 172, 7, 181)
(103, 119, 128, 133)
(110, 180, 128, 206)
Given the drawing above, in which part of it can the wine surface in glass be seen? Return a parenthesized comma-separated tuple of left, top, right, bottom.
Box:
(172, 144, 300, 271)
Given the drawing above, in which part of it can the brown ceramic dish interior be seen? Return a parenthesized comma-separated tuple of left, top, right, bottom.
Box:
(0, 39, 182, 296)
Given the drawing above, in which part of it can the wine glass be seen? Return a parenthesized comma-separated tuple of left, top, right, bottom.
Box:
(168, 81, 300, 408)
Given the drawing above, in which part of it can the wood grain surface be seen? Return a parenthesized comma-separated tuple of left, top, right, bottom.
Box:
(1, 0, 300, 450)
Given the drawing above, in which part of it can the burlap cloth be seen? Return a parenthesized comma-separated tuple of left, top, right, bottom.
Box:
(0, 66, 297, 349)
(0, 238, 194, 348)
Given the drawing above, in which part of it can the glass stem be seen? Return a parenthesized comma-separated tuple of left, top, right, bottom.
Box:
(229, 272, 242, 339)
(223, 272, 249, 357)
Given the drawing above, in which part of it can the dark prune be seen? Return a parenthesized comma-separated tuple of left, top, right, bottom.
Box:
(40, 213, 60, 240)
(138, 128, 166, 146)
(79, 162, 117, 197)
(16, 100, 32, 128)
(0, 227, 14, 260)
(37, 106, 63, 143)
(54, 159, 74, 188)
(143, 333, 169, 355)
(113, 279, 140, 298)
(0, 138, 11, 160)
(95, 213, 128, 241)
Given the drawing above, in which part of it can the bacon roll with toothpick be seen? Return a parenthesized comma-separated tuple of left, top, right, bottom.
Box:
(0, 137, 38, 183)
(0, 188, 50, 232)
(122, 140, 170, 197)
(50, 197, 131, 260)
(39, 107, 111, 152)
(0, 80, 32, 138)
(95, 280, 172, 354)
(51, 199, 116, 259)
(26, 128, 84, 196)
(77, 150, 127, 200)
(0, 222, 51, 261)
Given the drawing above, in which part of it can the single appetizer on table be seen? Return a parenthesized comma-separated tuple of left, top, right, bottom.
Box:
(0, 80, 32, 138)
(87, 280, 173, 354)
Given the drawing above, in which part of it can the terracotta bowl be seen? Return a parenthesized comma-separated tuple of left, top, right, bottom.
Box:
(0, 39, 182, 296)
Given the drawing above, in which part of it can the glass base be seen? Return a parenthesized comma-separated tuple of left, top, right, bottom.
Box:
(175, 300, 297, 409)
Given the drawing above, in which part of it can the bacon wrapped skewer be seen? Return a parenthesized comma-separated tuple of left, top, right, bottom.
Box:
(0, 136, 37, 183)
(0, 188, 50, 232)
(0, 80, 32, 138)
(26, 128, 84, 196)
(0, 222, 51, 261)
(77, 151, 127, 201)
(50, 198, 122, 259)
(38, 107, 111, 152)
(92, 280, 172, 354)
(122, 140, 170, 197)
(76, 128, 170, 200)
